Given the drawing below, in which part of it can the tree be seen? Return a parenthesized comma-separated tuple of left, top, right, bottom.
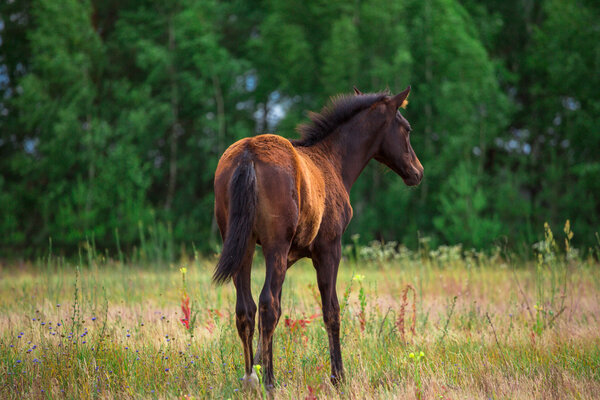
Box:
(10, 0, 152, 251)
(110, 0, 249, 249)
(526, 0, 600, 242)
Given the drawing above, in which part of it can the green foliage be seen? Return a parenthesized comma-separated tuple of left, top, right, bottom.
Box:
(0, 0, 598, 257)
(434, 162, 502, 248)
(320, 17, 360, 94)
(5, 0, 153, 252)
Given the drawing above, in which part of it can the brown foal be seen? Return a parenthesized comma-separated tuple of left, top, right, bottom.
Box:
(213, 86, 423, 388)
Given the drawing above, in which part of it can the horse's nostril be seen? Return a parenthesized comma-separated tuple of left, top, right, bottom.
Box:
(414, 169, 423, 182)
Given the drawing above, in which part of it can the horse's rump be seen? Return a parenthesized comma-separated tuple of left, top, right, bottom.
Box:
(214, 134, 328, 281)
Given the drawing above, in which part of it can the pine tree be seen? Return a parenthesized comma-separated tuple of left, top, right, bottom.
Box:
(12, 0, 152, 250)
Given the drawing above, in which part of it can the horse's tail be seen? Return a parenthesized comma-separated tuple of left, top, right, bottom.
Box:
(213, 155, 257, 285)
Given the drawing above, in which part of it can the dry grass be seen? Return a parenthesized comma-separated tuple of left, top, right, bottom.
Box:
(1, 245, 599, 399)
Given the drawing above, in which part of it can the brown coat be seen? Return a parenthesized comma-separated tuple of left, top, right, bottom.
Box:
(213, 87, 422, 387)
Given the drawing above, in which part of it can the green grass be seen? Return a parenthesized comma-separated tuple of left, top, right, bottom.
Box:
(1, 240, 599, 399)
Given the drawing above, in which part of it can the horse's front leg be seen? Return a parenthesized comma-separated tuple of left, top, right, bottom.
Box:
(312, 240, 345, 384)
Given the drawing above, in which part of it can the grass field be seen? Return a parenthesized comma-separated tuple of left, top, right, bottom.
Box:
(1, 226, 599, 399)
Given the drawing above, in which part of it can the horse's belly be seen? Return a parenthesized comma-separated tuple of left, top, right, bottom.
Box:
(293, 207, 322, 248)
(293, 161, 325, 249)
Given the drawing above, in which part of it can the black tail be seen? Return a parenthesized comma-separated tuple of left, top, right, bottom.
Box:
(213, 156, 257, 285)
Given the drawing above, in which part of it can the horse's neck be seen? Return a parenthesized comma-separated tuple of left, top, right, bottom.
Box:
(314, 124, 380, 192)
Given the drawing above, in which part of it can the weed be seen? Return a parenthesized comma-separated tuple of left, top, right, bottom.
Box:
(284, 313, 319, 343)
(396, 284, 417, 342)
(254, 364, 267, 399)
(532, 221, 570, 333)
(353, 274, 367, 332)
(0, 230, 599, 399)
(437, 296, 457, 346)
(179, 267, 197, 334)
(409, 350, 425, 399)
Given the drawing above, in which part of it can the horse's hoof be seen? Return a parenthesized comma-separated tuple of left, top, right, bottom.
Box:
(242, 371, 260, 390)
(330, 373, 345, 386)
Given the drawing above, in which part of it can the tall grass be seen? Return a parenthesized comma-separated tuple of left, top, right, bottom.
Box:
(1, 224, 599, 399)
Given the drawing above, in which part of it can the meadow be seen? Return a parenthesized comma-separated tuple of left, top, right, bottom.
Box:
(1, 223, 599, 399)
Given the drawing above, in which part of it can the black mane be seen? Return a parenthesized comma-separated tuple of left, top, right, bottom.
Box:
(291, 92, 388, 147)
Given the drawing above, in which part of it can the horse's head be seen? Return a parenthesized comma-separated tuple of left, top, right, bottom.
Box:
(359, 86, 423, 186)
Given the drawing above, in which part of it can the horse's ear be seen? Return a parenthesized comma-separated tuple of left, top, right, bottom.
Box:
(391, 86, 411, 109)
(353, 86, 363, 95)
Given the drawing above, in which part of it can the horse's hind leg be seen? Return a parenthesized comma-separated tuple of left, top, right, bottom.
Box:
(233, 239, 258, 387)
(253, 258, 295, 374)
(256, 244, 289, 388)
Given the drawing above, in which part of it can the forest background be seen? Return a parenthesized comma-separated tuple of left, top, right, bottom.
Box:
(1, 0, 598, 259)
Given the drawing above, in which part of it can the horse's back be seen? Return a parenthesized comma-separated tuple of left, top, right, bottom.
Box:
(214, 134, 326, 251)
(215, 134, 296, 179)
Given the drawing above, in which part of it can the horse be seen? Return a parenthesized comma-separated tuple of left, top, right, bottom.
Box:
(212, 86, 423, 389)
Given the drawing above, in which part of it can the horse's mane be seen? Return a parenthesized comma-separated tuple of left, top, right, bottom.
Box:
(291, 92, 388, 147)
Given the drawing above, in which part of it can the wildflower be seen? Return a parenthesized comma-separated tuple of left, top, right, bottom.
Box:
(352, 274, 365, 282)
(180, 267, 187, 275)
(180, 295, 191, 330)
(409, 352, 415, 359)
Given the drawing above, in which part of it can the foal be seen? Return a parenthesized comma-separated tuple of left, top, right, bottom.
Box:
(213, 86, 423, 388)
